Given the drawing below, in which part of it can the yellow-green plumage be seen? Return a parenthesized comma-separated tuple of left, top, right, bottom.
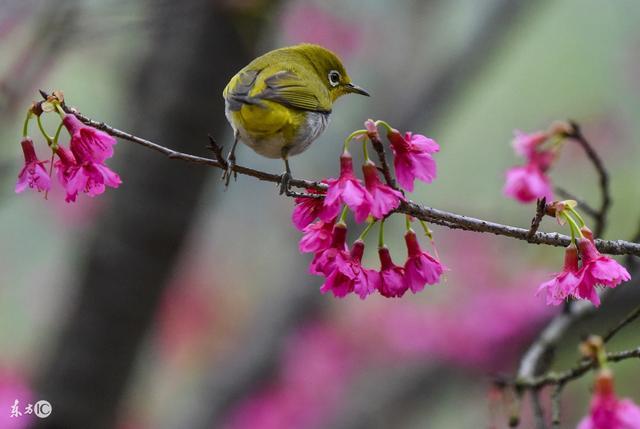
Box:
(223, 44, 368, 161)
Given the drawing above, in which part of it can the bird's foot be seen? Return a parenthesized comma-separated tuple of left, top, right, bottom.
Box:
(279, 171, 291, 196)
(222, 153, 237, 189)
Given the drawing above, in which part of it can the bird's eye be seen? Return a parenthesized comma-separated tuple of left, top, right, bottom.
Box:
(328, 70, 341, 87)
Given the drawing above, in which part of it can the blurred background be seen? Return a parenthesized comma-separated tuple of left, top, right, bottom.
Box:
(1, 0, 640, 428)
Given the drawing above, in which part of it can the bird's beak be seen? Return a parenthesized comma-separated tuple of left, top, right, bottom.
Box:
(345, 83, 370, 96)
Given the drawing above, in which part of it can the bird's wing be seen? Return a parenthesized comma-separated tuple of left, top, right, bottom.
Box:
(224, 68, 331, 114)
(257, 69, 331, 114)
(223, 69, 262, 111)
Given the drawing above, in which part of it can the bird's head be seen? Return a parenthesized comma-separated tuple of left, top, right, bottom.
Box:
(295, 44, 370, 102)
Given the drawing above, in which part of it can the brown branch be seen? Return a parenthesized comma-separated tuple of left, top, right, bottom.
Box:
(603, 303, 640, 343)
(43, 96, 640, 258)
(531, 389, 548, 429)
(566, 121, 611, 237)
(550, 384, 562, 429)
(513, 347, 640, 390)
(369, 134, 397, 189)
(509, 292, 640, 393)
(527, 198, 547, 240)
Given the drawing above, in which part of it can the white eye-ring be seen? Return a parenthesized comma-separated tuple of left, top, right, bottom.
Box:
(328, 70, 341, 87)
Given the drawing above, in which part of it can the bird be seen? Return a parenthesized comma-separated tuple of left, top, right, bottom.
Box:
(222, 43, 369, 194)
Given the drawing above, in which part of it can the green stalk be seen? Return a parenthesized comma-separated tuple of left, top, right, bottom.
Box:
(52, 122, 64, 149)
(561, 211, 583, 242)
(567, 206, 586, 228)
(375, 120, 393, 134)
(358, 220, 376, 241)
(22, 111, 32, 137)
(419, 219, 433, 239)
(54, 102, 66, 118)
(36, 115, 53, 144)
(378, 219, 385, 248)
(362, 139, 370, 161)
(343, 130, 366, 152)
(338, 205, 349, 224)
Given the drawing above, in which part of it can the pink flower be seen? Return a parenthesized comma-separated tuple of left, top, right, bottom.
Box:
(292, 188, 326, 230)
(503, 163, 553, 203)
(403, 230, 444, 292)
(63, 114, 116, 162)
(537, 244, 583, 305)
(299, 220, 334, 254)
(55, 144, 121, 203)
(320, 151, 371, 223)
(15, 138, 50, 194)
(577, 370, 640, 429)
(512, 130, 548, 159)
(575, 237, 631, 307)
(374, 246, 408, 298)
(309, 223, 349, 276)
(319, 240, 372, 299)
(362, 161, 404, 219)
(364, 119, 378, 138)
(387, 129, 439, 192)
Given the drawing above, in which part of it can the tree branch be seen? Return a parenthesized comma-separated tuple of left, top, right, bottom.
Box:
(513, 346, 640, 390)
(603, 303, 640, 343)
(566, 121, 611, 237)
(527, 198, 547, 240)
(43, 97, 640, 257)
(531, 389, 548, 429)
(369, 133, 397, 189)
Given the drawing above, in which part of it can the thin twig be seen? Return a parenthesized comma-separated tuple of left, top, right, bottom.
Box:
(513, 347, 640, 389)
(531, 389, 548, 429)
(369, 134, 397, 189)
(603, 303, 640, 343)
(566, 121, 611, 237)
(550, 384, 562, 429)
(206, 134, 227, 167)
(44, 96, 640, 257)
(527, 198, 547, 240)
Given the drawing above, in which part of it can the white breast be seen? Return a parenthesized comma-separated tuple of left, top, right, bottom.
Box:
(225, 101, 330, 159)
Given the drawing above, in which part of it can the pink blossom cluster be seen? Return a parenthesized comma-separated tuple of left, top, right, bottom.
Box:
(16, 112, 121, 202)
(292, 121, 444, 299)
(537, 227, 630, 307)
(504, 130, 556, 203)
(578, 369, 640, 429)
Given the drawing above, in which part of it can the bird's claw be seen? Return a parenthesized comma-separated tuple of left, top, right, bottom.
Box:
(222, 154, 237, 189)
(279, 171, 291, 196)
